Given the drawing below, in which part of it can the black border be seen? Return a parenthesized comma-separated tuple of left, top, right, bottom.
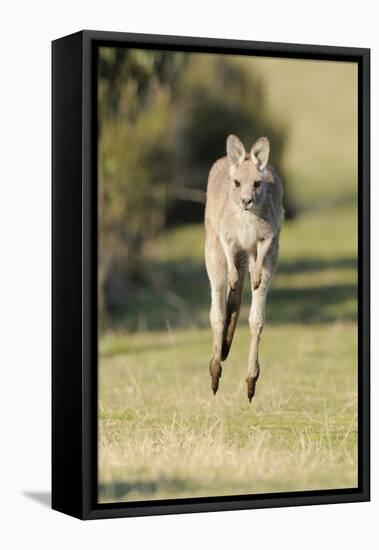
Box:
(52, 30, 370, 520)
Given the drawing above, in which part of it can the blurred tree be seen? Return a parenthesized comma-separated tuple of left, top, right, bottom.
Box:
(167, 54, 294, 224)
(98, 48, 295, 325)
(98, 48, 186, 321)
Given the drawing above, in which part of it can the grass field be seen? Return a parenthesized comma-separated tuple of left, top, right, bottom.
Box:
(98, 202, 358, 503)
(249, 57, 357, 205)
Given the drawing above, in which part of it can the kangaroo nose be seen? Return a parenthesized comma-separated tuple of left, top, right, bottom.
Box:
(242, 197, 252, 206)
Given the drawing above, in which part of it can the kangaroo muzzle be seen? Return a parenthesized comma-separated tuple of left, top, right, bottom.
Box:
(241, 197, 253, 209)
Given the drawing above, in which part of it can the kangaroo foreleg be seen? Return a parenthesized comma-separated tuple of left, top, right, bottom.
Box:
(250, 237, 273, 290)
(220, 236, 239, 290)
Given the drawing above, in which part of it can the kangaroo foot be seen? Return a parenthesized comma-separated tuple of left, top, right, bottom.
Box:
(246, 365, 260, 403)
(209, 359, 222, 395)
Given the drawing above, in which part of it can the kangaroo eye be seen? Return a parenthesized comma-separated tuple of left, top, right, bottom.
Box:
(254, 180, 262, 189)
(234, 180, 241, 187)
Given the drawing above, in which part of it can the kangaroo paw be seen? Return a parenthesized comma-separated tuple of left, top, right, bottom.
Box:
(209, 359, 222, 395)
(228, 269, 239, 291)
(252, 274, 261, 290)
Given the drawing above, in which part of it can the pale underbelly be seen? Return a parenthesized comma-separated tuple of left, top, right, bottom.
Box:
(235, 228, 258, 252)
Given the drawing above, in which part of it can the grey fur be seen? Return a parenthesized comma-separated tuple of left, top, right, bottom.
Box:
(204, 134, 284, 401)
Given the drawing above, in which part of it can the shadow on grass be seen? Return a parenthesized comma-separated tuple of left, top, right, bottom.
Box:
(98, 478, 197, 502)
(278, 257, 357, 275)
(267, 283, 357, 324)
(107, 255, 357, 331)
(100, 334, 205, 358)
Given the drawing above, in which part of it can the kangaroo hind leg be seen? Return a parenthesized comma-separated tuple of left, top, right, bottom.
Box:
(221, 250, 247, 360)
(246, 241, 278, 402)
(205, 230, 227, 395)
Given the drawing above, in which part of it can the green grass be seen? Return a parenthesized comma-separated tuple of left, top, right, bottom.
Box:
(247, 56, 358, 206)
(107, 202, 357, 331)
(98, 204, 358, 503)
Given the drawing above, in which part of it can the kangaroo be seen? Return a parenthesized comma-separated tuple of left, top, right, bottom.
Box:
(204, 134, 284, 402)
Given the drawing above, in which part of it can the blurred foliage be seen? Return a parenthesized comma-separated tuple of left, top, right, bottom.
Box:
(167, 54, 291, 224)
(98, 48, 186, 319)
(98, 48, 292, 324)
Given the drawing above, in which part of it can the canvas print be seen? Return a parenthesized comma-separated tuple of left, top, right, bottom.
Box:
(97, 47, 358, 503)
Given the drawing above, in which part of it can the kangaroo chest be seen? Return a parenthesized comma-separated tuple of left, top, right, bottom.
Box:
(236, 216, 259, 251)
(223, 212, 263, 252)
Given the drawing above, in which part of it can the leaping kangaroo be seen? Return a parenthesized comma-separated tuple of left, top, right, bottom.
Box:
(204, 134, 284, 402)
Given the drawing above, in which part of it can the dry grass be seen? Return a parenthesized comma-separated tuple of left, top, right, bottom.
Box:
(99, 321, 357, 503)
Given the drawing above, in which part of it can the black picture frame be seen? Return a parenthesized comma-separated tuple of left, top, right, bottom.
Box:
(52, 30, 370, 520)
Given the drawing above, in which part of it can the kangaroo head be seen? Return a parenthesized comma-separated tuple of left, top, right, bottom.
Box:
(226, 134, 270, 211)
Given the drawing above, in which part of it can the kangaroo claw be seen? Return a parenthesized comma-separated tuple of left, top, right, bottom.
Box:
(252, 275, 261, 290)
(228, 269, 239, 291)
(246, 366, 260, 402)
(209, 359, 222, 395)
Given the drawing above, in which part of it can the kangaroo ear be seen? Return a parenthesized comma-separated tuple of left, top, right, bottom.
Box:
(226, 135, 246, 166)
(251, 137, 270, 170)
